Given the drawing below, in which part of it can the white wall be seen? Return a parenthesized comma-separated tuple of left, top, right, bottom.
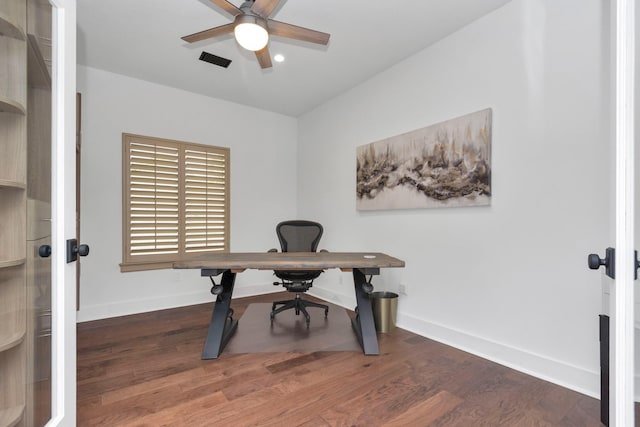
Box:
(76, 66, 298, 322)
(298, 0, 610, 397)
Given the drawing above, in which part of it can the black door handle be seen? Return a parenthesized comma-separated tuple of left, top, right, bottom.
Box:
(589, 248, 640, 280)
(587, 247, 615, 279)
(38, 245, 51, 258)
(66, 239, 90, 263)
(587, 254, 605, 269)
(77, 244, 90, 257)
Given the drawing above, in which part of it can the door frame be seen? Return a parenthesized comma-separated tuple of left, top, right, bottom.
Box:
(49, 0, 76, 425)
(612, 0, 635, 425)
(37, 1, 637, 425)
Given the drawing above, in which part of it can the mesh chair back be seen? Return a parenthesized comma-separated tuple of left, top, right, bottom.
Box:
(277, 220, 323, 253)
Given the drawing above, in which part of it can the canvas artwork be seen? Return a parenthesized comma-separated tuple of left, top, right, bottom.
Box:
(356, 108, 492, 210)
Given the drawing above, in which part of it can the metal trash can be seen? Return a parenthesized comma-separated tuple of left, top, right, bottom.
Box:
(370, 291, 398, 333)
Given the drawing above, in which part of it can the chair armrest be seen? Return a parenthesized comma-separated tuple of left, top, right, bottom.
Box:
(268, 248, 278, 253)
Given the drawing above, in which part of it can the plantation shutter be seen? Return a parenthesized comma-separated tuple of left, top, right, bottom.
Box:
(127, 140, 180, 258)
(184, 149, 229, 253)
(121, 134, 230, 272)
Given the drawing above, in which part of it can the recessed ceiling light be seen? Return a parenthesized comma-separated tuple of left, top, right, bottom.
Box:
(274, 54, 285, 63)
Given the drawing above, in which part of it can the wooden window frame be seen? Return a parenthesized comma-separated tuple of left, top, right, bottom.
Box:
(121, 133, 230, 272)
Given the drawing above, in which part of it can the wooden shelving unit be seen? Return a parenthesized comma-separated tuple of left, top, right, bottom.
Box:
(0, 97, 25, 115)
(0, 332, 25, 354)
(0, 405, 25, 427)
(0, 180, 26, 190)
(0, 10, 25, 41)
(0, 1, 28, 426)
(1, 0, 52, 424)
(0, 259, 26, 269)
(25, 1, 53, 426)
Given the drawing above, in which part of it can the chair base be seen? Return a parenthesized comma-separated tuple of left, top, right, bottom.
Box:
(271, 294, 329, 325)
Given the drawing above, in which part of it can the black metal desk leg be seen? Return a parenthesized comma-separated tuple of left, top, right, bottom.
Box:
(350, 269, 379, 355)
(202, 269, 238, 359)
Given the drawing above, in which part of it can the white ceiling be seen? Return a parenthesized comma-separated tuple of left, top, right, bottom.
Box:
(77, 0, 511, 117)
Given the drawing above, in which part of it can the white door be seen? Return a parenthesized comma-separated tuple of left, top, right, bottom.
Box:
(49, 0, 76, 425)
(611, 0, 635, 425)
(636, 0, 640, 420)
(591, 1, 636, 425)
(634, 0, 640, 419)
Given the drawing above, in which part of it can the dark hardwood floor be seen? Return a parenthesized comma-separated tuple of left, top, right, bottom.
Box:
(77, 293, 604, 426)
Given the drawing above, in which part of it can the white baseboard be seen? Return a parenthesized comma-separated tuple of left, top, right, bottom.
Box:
(308, 286, 358, 311)
(397, 311, 600, 399)
(309, 287, 601, 400)
(76, 282, 279, 323)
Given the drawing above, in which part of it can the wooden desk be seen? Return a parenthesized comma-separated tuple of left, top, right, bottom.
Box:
(174, 252, 405, 359)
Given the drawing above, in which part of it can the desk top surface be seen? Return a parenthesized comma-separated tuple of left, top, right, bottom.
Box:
(173, 252, 405, 271)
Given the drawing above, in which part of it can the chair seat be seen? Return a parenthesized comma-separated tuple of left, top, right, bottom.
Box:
(274, 270, 322, 282)
(283, 282, 311, 293)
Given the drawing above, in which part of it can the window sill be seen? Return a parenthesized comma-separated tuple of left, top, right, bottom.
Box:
(120, 261, 175, 272)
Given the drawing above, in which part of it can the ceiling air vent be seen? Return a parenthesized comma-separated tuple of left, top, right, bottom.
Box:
(199, 51, 231, 68)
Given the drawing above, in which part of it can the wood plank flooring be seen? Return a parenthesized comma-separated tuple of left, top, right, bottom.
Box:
(77, 293, 604, 426)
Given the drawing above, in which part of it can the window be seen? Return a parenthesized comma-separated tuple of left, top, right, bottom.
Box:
(121, 133, 230, 272)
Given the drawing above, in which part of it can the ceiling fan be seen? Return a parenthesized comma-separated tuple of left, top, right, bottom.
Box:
(182, 0, 331, 69)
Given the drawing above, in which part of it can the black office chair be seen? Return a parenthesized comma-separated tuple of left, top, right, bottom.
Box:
(270, 220, 329, 325)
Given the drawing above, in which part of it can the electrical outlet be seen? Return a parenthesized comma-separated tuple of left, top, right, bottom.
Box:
(399, 283, 408, 295)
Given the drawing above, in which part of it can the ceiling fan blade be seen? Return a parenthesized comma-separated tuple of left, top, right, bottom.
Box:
(209, 0, 242, 16)
(182, 23, 235, 43)
(251, 0, 281, 18)
(255, 46, 272, 69)
(267, 20, 330, 45)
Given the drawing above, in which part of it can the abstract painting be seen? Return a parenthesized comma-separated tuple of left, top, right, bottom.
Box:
(356, 108, 492, 210)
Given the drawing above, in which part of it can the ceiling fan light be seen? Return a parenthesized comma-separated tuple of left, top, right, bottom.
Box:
(234, 17, 269, 51)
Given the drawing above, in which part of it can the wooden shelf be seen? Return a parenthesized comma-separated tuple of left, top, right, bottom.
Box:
(0, 263, 26, 352)
(0, 258, 26, 269)
(0, 11, 26, 41)
(0, 330, 25, 353)
(0, 405, 25, 427)
(0, 96, 26, 115)
(0, 179, 26, 190)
